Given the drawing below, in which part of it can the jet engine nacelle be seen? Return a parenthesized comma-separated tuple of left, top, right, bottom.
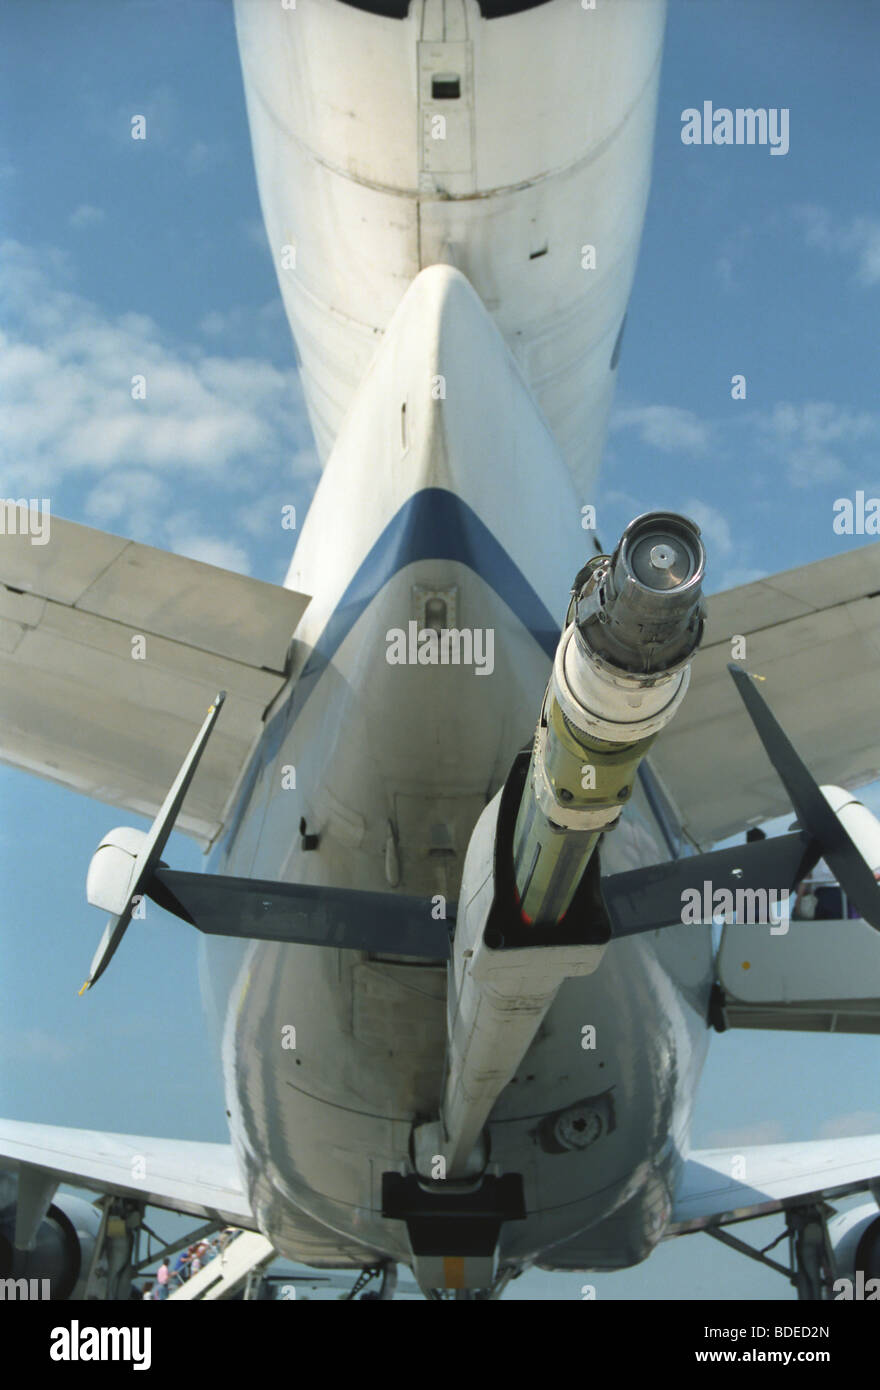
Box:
(86, 827, 148, 915)
(0, 1182, 101, 1300)
(828, 1203, 880, 1299)
(821, 787, 880, 876)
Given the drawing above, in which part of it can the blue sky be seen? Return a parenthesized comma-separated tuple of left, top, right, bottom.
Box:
(1, 0, 879, 1300)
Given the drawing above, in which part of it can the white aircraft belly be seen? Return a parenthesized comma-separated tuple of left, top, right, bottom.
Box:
(194, 193, 714, 1268)
(234, 0, 666, 487)
(203, 910, 711, 1267)
(200, 564, 713, 1265)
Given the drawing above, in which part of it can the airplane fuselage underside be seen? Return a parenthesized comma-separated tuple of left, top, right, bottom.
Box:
(201, 266, 713, 1274)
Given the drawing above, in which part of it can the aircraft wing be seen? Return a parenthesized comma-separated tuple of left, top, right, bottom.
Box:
(649, 542, 880, 846)
(669, 1136, 880, 1234)
(0, 516, 309, 847)
(0, 1117, 256, 1229)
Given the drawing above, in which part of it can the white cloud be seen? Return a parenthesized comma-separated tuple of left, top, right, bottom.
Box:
(766, 401, 878, 445)
(713, 565, 768, 591)
(243, 217, 270, 252)
(165, 527, 251, 575)
(84, 84, 180, 149)
(817, 1111, 880, 1141)
(715, 224, 754, 291)
(185, 139, 229, 174)
(680, 498, 733, 557)
(794, 204, 880, 288)
(237, 481, 312, 540)
(199, 298, 284, 342)
(199, 311, 227, 337)
(611, 405, 709, 454)
(0, 239, 318, 568)
(84, 470, 169, 529)
(787, 447, 845, 488)
(609, 394, 880, 505)
(198, 300, 289, 363)
(0, 238, 315, 489)
(0, 1027, 74, 1064)
(68, 203, 105, 230)
(702, 1119, 787, 1149)
(757, 400, 880, 489)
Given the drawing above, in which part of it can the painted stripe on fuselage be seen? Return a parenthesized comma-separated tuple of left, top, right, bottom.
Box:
(217, 487, 682, 864)
(217, 488, 561, 856)
(301, 486, 561, 681)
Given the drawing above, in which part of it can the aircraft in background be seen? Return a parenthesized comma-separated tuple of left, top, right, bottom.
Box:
(2, 0, 880, 1301)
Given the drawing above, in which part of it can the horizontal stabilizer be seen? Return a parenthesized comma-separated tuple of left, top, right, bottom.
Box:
(150, 867, 451, 959)
(602, 831, 815, 937)
(649, 543, 880, 844)
(0, 515, 309, 845)
(728, 664, 880, 930)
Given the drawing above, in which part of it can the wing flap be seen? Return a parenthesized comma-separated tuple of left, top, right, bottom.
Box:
(670, 1136, 880, 1233)
(650, 543, 880, 845)
(0, 515, 306, 666)
(0, 517, 309, 846)
(0, 1118, 255, 1229)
